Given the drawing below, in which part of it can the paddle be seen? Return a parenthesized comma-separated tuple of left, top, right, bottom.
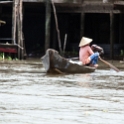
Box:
(99, 56, 120, 72)
(68, 56, 120, 72)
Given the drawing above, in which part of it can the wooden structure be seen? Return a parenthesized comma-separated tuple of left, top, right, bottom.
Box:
(0, 0, 23, 59)
(0, 43, 17, 53)
(0, 0, 124, 59)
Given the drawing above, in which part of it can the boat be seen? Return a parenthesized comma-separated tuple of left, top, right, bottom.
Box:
(41, 49, 95, 74)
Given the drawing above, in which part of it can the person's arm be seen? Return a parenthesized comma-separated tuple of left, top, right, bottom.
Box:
(91, 44, 104, 55)
(88, 46, 94, 55)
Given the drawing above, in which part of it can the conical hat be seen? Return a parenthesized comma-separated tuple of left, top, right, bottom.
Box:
(79, 37, 93, 47)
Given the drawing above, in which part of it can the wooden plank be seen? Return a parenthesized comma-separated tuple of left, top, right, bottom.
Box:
(0, 1, 12, 4)
(52, 3, 118, 13)
(84, 3, 113, 11)
(84, 10, 121, 13)
(52, 0, 82, 3)
(23, 0, 44, 2)
(114, 1, 124, 6)
(0, 38, 12, 40)
(23, 0, 82, 3)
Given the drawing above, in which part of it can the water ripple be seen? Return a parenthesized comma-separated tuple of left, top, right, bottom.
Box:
(0, 63, 124, 124)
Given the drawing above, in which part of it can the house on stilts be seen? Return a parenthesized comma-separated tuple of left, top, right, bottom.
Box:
(0, 0, 124, 59)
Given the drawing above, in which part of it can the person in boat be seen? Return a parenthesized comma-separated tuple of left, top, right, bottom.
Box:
(79, 37, 104, 68)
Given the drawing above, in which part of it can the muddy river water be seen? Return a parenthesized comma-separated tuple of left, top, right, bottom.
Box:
(0, 62, 124, 124)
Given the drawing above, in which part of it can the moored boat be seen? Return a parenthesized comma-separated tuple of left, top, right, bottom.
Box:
(41, 49, 95, 74)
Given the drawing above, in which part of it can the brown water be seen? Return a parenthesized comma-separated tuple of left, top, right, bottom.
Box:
(0, 62, 124, 124)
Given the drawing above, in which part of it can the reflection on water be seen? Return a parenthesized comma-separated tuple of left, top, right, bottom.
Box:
(0, 63, 124, 124)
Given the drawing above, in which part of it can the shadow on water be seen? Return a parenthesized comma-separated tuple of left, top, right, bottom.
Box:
(0, 62, 124, 124)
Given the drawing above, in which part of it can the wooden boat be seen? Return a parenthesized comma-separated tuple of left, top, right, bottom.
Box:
(41, 49, 95, 74)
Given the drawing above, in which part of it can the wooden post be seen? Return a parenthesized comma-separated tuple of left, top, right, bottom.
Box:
(45, 0, 51, 51)
(19, 0, 24, 59)
(110, 11, 114, 59)
(12, 0, 17, 44)
(119, 13, 122, 44)
(15, 0, 24, 59)
(52, 22, 56, 49)
(80, 12, 85, 38)
(12, 0, 25, 59)
(16, 0, 22, 59)
(51, 0, 63, 55)
(63, 34, 67, 54)
(17, 1, 20, 59)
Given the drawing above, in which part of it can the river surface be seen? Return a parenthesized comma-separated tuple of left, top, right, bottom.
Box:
(0, 62, 124, 124)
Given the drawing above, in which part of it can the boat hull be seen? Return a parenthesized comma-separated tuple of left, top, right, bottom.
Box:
(41, 49, 95, 74)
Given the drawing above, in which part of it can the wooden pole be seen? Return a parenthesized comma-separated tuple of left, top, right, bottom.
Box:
(45, 0, 51, 51)
(110, 11, 114, 59)
(119, 13, 122, 44)
(19, 0, 24, 59)
(52, 22, 56, 49)
(12, 0, 17, 44)
(63, 34, 67, 54)
(51, 0, 63, 55)
(80, 12, 85, 38)
(17, 0, 20, 59)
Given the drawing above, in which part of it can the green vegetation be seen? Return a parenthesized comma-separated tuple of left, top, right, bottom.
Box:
(0, 52, 4, 60)
(0, 52, 17, 61)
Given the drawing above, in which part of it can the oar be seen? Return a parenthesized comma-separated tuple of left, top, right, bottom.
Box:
(99, 56, 120, 72)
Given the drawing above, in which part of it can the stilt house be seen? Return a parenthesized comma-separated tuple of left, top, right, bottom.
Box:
(0, 0, 124, 59)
